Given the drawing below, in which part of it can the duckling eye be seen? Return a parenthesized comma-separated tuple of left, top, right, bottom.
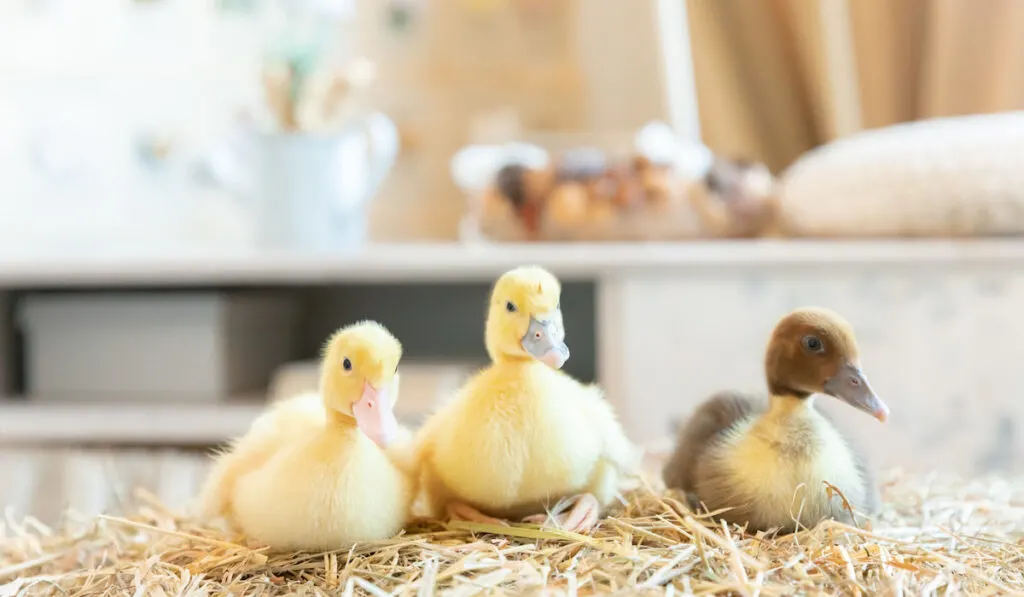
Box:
(801, 335, 824, 354)
(534, 330, 543, 340)
(505, 301, 517, 313)
(342, 358, 353, 372)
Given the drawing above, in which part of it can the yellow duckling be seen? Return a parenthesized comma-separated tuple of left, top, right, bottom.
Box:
(662, 307, 888, 533)
(415, 266, 636, 532)
(198, 320, 414, 550)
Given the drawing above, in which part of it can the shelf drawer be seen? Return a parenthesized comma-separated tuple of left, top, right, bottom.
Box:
(17, 291, 297, 402)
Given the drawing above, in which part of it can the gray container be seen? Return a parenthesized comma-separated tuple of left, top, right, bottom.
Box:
(18, 292, 297, 402)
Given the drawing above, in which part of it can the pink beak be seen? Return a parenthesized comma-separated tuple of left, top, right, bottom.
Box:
(871, 400, 890, 423)
(351, 381, 399, 449)
(539, 348, 569, 370)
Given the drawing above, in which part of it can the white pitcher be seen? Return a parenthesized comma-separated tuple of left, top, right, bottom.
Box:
(247, 112, 398, 250)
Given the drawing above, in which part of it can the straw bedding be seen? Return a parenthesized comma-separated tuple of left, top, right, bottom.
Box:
(1, 469, 1022, 596)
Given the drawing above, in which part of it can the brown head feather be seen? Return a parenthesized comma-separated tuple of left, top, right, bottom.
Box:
(764, 307, 860, 398)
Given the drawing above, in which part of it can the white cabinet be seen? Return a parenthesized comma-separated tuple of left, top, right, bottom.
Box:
(1, 241, 1022, 478)
(598, 260, 1024, 475)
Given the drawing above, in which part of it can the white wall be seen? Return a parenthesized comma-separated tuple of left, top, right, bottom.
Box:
(0, 1, 266, 249)
(0, 1, 682, 244)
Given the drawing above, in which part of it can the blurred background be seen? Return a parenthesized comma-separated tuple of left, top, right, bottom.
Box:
(0, 0, 1023, 524)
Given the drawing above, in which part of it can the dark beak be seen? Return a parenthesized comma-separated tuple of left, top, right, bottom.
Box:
(823, 362, 889, 422)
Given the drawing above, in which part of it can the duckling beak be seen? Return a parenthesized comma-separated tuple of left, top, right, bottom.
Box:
(824, 362, 890, 423)
(351, 380, 399, 448)
(521, 311, 570, 369)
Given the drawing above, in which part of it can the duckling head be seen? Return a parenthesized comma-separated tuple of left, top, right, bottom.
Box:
(765, 307, 889, 422)
(320, 320, 403, 447)
(485, 265, 570, 368)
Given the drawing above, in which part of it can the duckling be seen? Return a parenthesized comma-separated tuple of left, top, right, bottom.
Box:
(415, 266, 636, 532)
(197, 320, 414, 550)
(662, 307, 888, 533)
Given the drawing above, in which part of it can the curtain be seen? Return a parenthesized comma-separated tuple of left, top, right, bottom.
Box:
(686, 0, 1024, 173)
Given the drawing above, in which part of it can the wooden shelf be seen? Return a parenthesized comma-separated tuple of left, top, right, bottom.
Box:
(1, 240, 1024, 288)
(0, 400, 265, 445)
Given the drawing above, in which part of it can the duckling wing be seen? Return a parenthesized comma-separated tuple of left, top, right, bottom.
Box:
(578, 384, 638, 471)
(662, 391, 760, 493)
(385, 424, 417, 476)
(197, 393, 325, 520)
(412, 394, 449, 466)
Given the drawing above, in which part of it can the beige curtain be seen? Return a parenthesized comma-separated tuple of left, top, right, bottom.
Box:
(687, 0, 1024, 173)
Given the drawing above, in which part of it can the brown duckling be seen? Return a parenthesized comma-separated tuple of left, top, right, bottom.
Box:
(662, 307, 888, 533)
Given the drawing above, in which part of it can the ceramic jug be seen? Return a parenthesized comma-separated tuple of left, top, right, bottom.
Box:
(248, 111, 398, 250)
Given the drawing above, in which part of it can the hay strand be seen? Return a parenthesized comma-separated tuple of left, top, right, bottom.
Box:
(1, 470, 1023, 595)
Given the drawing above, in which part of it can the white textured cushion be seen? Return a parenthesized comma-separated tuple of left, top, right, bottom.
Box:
(778, 112, 1024, 237)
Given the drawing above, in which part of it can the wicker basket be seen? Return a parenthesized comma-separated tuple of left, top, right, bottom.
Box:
(451, 123, 780, 243)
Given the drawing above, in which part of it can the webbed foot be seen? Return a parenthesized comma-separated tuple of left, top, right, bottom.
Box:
(522, 493, 601, 533)
(446, 501, 509, 527)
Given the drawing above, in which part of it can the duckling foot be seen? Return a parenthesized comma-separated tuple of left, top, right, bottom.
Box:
(523, 493, 601, 533)
(446, 502, 510, 527)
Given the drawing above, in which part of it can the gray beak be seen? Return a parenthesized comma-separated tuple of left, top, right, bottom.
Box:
(521, 311, 569, 369)
(823, 362, 889, 422)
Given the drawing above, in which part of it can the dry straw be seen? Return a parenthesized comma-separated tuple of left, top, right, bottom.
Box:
(1, 469, 1023, 596)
